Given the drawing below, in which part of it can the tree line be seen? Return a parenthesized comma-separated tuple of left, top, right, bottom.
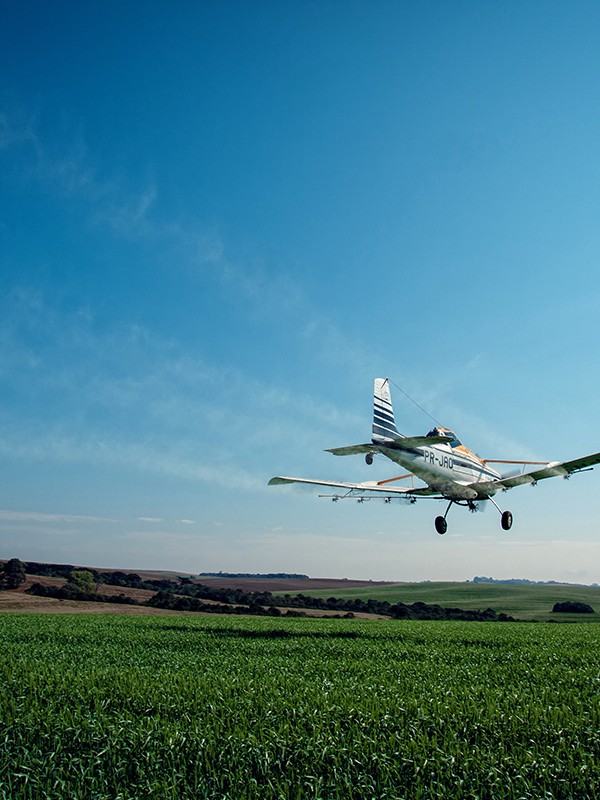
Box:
(2, 558, 515, 621)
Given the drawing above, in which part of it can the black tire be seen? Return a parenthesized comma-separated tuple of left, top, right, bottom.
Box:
(501, 510, 513, 531)
(365, 453, 374, 465)
(435, 516, 448, 535)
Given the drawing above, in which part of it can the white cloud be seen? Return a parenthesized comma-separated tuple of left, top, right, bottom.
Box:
(0, 426, 266, 492)
(0, 509, 116, 524)
(0, 106, 377, 385)
(0, 282, 370, 492)
(97, 184, 159, 239)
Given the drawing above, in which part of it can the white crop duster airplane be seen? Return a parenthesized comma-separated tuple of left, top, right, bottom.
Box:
(269, 378, 600, 534)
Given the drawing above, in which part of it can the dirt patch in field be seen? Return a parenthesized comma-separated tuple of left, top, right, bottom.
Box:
(96, 584, 157, 603)
(0, 591, 182, 615)
(21, 575, 64, 589)
(86, 569, 393, 594)
(0, 591, 385, 619)
(193, 577, 393, 593)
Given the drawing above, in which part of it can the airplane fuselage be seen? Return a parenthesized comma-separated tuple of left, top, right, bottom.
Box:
(377, 440, 502, 499)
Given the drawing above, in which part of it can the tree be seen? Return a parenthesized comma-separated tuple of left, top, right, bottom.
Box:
(0, 558, 26, 589)
(67, 570, 97, 594)
(552, 600, 594, 614)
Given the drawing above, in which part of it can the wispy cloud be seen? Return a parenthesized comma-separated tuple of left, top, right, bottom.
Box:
(0, 509, 116, 524)
(0, 106, 374, 379)
(0, 105, 525, 504)
(0, 424, 267, 492)
(0, 278, 366, 488)
(0, 109, 35, 150)
(96, 184, 161, 240)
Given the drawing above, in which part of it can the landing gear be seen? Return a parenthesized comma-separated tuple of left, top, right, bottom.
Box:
(433, 499, 513, 534)
(365, 453, 374, 465)
(435, 516, 448, 535)
(501, 510, 513, 531)
(435, 499, 453, 534)
(489, 496, 514, 531)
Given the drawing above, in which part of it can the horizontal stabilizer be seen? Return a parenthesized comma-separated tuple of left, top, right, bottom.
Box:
(326, 435, 451, 457)
(326, 444, 375, 456)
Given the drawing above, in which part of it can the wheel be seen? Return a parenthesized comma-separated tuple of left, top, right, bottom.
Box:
(435, 516, 448, 535)
(365, 453, 374, 465)
(501, 510, 513, 531)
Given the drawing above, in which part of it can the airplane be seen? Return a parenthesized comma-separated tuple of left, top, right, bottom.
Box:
(269, 378, 600, 534)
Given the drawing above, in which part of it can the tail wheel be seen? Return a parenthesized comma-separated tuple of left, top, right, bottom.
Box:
(501, 510, 513, 531)
(365, 453, 374, 465)
(435, 516, 448, 535)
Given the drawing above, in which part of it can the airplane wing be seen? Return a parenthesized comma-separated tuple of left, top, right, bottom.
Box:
(476, 451, 600, 494)
(268, 475, 438, 496)
(327, 435, 452, 456)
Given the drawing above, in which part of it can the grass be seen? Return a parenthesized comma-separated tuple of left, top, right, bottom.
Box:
(293, 580, 600, 621)
(1, 613, 600, 798)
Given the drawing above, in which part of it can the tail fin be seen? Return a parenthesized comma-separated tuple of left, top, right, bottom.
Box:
(372, 378, 401, 443)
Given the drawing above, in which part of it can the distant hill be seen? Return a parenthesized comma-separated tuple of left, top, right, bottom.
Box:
(473, 576, 600, 588)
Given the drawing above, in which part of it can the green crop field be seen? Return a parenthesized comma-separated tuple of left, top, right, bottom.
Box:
(1, 613, 599, 799)
(296, 581, 600, 622)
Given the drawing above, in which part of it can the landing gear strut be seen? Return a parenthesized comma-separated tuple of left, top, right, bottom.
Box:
(434, 500, 453, 535)
(489, 496, 513, 531)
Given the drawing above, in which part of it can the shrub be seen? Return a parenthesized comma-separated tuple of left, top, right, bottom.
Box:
(552, 601, 594, 614)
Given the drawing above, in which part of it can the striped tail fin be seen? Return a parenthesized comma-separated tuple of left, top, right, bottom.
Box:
(372, 378, 401, 443)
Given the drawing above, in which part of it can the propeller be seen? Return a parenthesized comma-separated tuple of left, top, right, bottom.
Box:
(500, 468, 523, 479)
(484, 459, 547, 481)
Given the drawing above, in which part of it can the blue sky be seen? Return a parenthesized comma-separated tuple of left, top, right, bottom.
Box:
(2, 1, 600, 582)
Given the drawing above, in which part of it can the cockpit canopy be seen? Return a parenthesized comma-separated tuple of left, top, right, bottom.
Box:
(426, 427, 463, 448)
